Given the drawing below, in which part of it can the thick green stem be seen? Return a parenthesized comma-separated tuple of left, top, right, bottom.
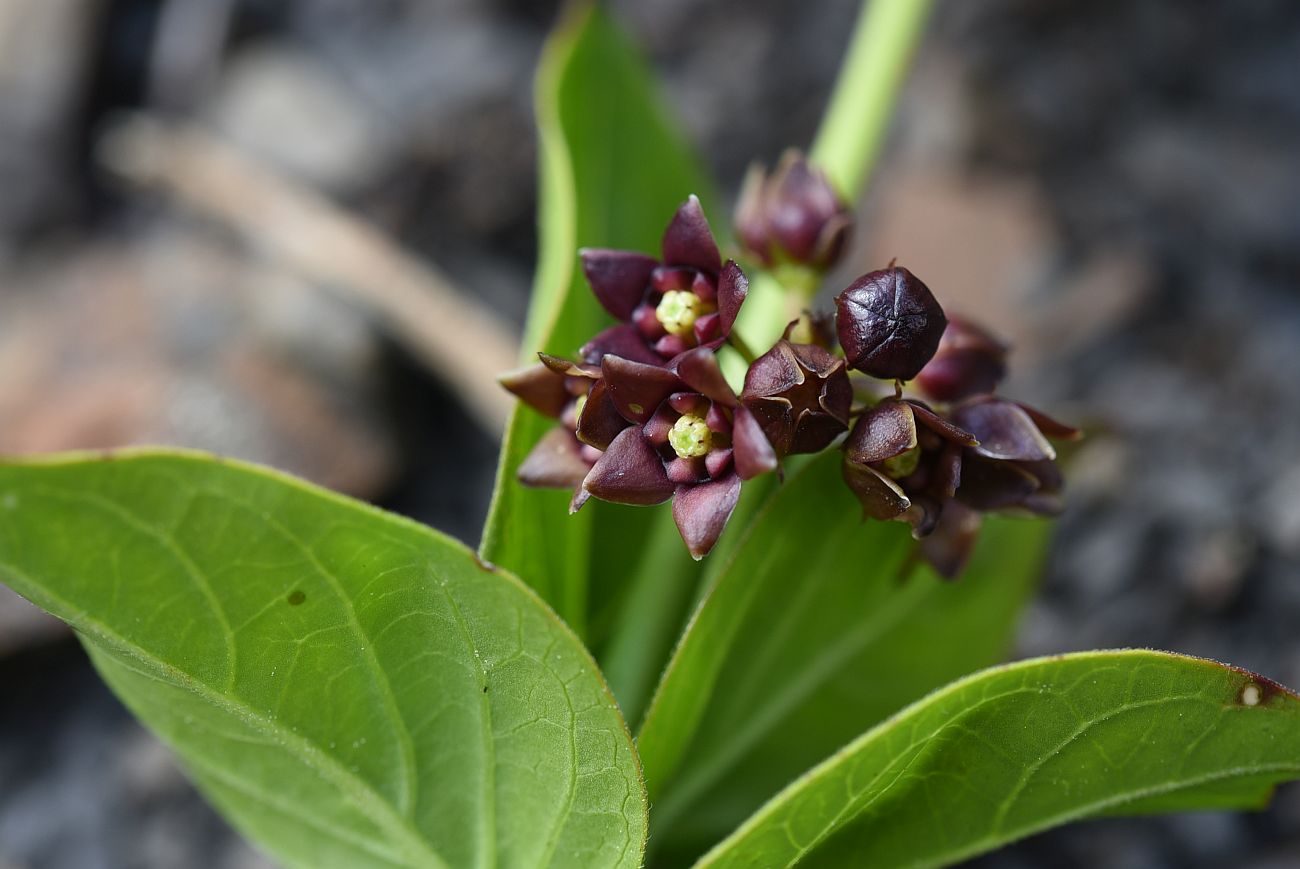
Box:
(810, 0, 936, 201)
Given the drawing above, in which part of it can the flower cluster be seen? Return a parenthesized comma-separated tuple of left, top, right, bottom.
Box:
(502, 167, 1076, 574)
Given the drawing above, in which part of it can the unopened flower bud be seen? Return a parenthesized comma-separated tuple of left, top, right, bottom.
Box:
(835, 266, 947, 381)
(735, 150, 852, 270)
(914, 316, 1009, 402)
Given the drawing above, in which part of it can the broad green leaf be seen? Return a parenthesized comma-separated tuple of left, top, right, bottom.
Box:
(0, 451, 645, 869)
(480, 2, 717, 641)
(695, 650, 1300, 868)
(637, 451, 1048, 860)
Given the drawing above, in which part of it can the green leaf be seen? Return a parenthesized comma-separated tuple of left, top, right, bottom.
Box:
(0, 450, 645, 869)
(637, 451, 1048, 859)
(695, 650, 1300, 868)
(480, 1, 718, 641)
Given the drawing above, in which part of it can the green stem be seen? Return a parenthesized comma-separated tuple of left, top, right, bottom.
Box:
(810, 0, 937, 200)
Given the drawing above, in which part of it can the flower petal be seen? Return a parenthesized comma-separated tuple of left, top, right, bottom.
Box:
(741, 341, 801, 398)
(907, 400, 978, 446)
(666, 456, 709, 484)
(705, 447, 734, 478)
(581, 428, 674, 506)
(956, 454, 1040, 510)
(731, 404, 779, 480)
(844, 399, 917, 464)
(518, 427, 593, 489)
(575, 379, 629, 450)
(673, 347, 736, 406)
(789, 410, 848, 455)
(499, 363, 569, 419)
(581, 324, 663, 366)
(672, 473, 742, 560)
(953, 397, 1056, 462)
(842, 458, 911, 521)
(661, 194, 721, 275)
(602, 354, 681, 423)
(580, 249, 658, 320)
(537, 353, 601, 379)
(918, 501, 983, 580)
(716, 260, 748, 336)
(1016, 402, 1081, 440)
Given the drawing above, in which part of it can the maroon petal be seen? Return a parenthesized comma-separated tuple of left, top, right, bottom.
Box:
(844, 399, 918, 464)
(907, 400, 978, 446)
(919, 501, 983, 579)
(537, 353, 601, 380)
(842, 458, 911, 521)
(716, 260, 748, 336)
(672, 473, 742, 560)
(705, 401, 731, 434)
(652, 266, 696, 293)
(693, 312, 723, 345)
(666, 456, 709, 484)
(1016, 402, 1082, 440)
(731, 405, 778, 480)
(789, 411, 849, 455)
(654, 334, 691, 358)
(581, 324, 663, 366)
(602, 354, 681, 423)
(953, 397, 1055, 462)
(957, 455, 1040, 510)
(569, 485, 592, 513)
(581, 428, 674, 506)
(632, 303, 665, 338)
(643, 404, 678, 446)
(662, 194, 721, 275)
(674, 347, 737, 406)
(575, 380, 629, 450)
(669, 392, 710, 418)
(499, 363, 569, 419)
(741, 341, 801, 398)
(705, 447, 734, 478)
(580, 249, 658, 320)
(518, 427, 592, 489)
(932, 442, 963, 499)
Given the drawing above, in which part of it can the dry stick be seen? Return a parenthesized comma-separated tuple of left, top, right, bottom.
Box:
(99, 115, 519, 434)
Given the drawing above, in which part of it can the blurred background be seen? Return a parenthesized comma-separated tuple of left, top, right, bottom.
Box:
(1, 0, 1298, 866)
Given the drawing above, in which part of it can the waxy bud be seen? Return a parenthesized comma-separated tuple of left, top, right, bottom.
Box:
(836, 266, 947, 382)
(741, 339, 852, 456)
(735, 150, 852, 270)
(914, 317, 1009, 402)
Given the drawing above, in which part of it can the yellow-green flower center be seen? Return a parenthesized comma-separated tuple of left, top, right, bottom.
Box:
(882, 445, 920, 479)
(669, 414, 712, 458)
(656, 290, 705, 337)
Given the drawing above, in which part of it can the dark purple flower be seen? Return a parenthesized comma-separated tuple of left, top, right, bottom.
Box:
(578, 347, 777, 559)
(950, 396, 1079, 517)
(842, 397, 977, 535)
(741, 334, 852, 456)
(914, 316, 1009, 402)
(734, 150, 853, 270)
(835, 266, 947, 382)
(579, 196, 748, 365)
(917, 500, 984, 580)
(499, 355, 629, 512)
